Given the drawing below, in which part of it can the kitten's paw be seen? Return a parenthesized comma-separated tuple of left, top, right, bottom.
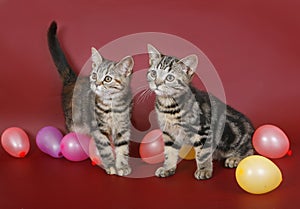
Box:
(194, 168, 213, 180)
(155, 167, 176, 178)
(105, 167, 117, 175)
(225, 157, 241, 168)
(116, 165, 132, 176)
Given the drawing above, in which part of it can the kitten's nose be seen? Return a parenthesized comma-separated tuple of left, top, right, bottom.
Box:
(155, 78, 164, 86)
(96, 81, 103, 86)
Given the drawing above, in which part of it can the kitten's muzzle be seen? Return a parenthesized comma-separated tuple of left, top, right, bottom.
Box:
(95, 81, 103, 87)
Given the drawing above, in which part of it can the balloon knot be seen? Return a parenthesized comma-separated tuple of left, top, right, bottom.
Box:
(19, 151, 26, 158)
(91, 159, 98, 166)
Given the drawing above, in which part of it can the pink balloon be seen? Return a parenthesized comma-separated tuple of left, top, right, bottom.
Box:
(252, 125, 290, 158)
(1, 127, 30, 158)
(60, 132, 90, 162)
(76, 133, 90, 155)
(88, 139, 102, 166)
(36, 126, 64, 158)
(139, 129, 165, 164)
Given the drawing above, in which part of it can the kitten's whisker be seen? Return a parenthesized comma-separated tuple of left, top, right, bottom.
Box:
(136, 88, 153, 104)
(136, 89, 149, 104)
(132, 85, 149, 98)
(133, 85, 149, 95)
(140, 90, 150, 103)
(135, 85, 149, 92)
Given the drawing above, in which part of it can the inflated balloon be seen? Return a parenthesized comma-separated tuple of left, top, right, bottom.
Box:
(36, 126, 64, 158)
(1, 127, 30, 158)
(60, 132, 90, 162)
(236, 155, 282, 194)
(252, 125, 290, 158)
(75, 133, 90, 155)
(139, 129, 164, 164)
(179, 144, 195, 160)
(89, 139, 102, 166)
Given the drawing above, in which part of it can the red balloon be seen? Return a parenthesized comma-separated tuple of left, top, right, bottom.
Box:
(1, 127, 30, 158)
(139, 129, 165, 164)
(252, 125, 290, 159)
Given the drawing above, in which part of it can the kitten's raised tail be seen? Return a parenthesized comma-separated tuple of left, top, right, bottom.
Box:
(47, 21, 77, 85)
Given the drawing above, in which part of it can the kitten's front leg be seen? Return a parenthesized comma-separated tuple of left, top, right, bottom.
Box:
(155, 132, 181, 178)
(192, 134, 213, 180)
(92, 130, 116, 175)
(114, 130, 131, 176)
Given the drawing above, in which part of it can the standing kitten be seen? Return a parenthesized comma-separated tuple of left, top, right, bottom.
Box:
(47, 21, 133, 176)
(147, 44, 254, 180)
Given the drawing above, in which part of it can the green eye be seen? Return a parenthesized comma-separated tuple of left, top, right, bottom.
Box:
(150, 70, 157, 78)
(104, 76, 112, 83)
(91, 73, 97, 80)
(166, 74, 175, 82)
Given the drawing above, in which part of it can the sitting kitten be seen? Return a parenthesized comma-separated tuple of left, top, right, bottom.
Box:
(146, 44, 254, 180)
(47, 21, 134, 176)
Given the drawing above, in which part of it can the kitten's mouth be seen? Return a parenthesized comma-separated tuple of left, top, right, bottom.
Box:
(154, 89, 166, 96)
(95, 89, 112, 97)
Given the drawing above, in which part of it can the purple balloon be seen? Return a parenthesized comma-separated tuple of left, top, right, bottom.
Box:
(36, 126, 64, 158)
(60, 132, 90, 162)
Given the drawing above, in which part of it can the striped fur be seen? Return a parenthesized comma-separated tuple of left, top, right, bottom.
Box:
(47, 21, 133, 176)
(147, 44, 254, 180)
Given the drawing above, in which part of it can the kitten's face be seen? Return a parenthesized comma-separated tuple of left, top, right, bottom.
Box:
(90, 48, 134, 98)
(147, 44, 198, 97)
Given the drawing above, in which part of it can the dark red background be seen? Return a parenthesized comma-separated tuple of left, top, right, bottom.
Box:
(0, 0, 299, 208)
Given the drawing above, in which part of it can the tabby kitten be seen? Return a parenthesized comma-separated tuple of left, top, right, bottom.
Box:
(147, 44, 254, 180)
(47, 21, 133, 176)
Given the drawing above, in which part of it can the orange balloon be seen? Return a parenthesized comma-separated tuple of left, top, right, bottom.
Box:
(1, 127, 30, 158)
(179, 145, 195, 160)
(236, 155, 282, 194)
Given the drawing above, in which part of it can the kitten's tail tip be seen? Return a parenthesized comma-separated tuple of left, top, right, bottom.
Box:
(48, 21, 58, 34)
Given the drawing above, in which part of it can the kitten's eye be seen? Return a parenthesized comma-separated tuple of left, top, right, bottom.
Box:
(104, 76, 112, 83)
(91, 73, 97, 80)
(166, 74, 175, 82)
(149, 70, 157, 78)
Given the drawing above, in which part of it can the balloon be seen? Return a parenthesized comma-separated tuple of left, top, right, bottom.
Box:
(36, 126, 64, 158)
(236, 155, 282, 194)
(88, 139, 102, 166)
(252, 125, 290, 158)
(1, 127, 30, 158)
(139, 129, 164, 164)
(75, 133, 90, 155)
(179, 144, 195, 160)
(60, 132, 90, 162)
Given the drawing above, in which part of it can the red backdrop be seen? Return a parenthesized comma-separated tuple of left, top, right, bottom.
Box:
(0, 0, 299, 209)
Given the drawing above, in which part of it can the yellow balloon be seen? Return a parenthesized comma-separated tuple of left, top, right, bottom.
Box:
(179, 145, 195, 160)
(236, 155, 282, 194)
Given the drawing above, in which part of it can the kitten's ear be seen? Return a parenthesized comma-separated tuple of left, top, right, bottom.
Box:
(179, 54, 198, 77)
(91, 47, 103, 66)
(147, 44, 161, 65)
(116, 56, 134, 77)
